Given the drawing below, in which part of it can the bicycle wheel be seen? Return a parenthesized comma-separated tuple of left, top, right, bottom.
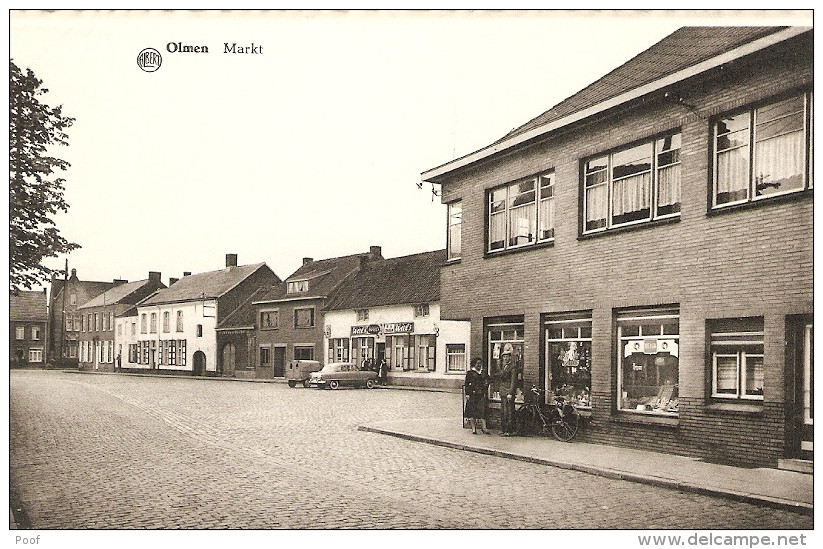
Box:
(550, 409, 580, 442)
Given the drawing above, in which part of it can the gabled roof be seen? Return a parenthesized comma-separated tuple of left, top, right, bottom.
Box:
(499, 27, 783, 143)
(216, 286, 270, 330)
(324, 250, 445, 311)
(116, 305, 138, 318)
(50, 278, 115, 306)
(10, 291, 47, 322)
(423, 26, 809, 183)
(253, 252, 377, 304)
(78, 279, 165, 309)
(139, 263, 270, 307)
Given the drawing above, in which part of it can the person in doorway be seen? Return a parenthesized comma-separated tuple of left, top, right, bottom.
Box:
(499, 343, 519, 436)
(465, 358, 490, 434)
(362, 357, 373, 372)
(378, 358, 388, 385)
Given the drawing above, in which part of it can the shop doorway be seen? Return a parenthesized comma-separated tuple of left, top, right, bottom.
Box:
(193, 351, 206, 376)
(376, 343, 385, 367)
(788, 316, 813, 461)
(799, 323, 813, 460)
(273, 346, 285, 377)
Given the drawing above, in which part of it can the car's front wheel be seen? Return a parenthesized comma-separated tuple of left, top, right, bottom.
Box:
(366, 379, 376, 389)
(329, 380, 340, 390)
(288, 380, 297, 388)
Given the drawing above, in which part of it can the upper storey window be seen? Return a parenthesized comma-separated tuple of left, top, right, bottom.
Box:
(287, 280, 309, 294)
(584, 132, 681, 234)
(488, 172, 554, 253)
(713, 92, 812, 208)
(447, 201, 462, 261)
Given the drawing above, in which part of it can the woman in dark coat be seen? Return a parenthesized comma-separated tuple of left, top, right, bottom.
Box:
(465, 358, 490, 434)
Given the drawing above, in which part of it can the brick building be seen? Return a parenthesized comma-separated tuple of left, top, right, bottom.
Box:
(132, 254, 280, 376)
(76, 272, 166, 372)
(47, 268, 116, 365)
(10, 290, 48, 367)
(422, 27, 812, 466)
(216, 247, 383, 379)
(324, 249, 471, 389)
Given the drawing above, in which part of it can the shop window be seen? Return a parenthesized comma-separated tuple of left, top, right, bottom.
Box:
(129, 344, 138, 364)
(447, 200, 462, 261)
(356, 309, 369, 322)
(163, 311, 170, 333)
(260, 346, 271, 366)
(414, 304, 430, 318)
(260, 310, 279, 330)
(351, 337, 373, 368)
(545, 313, 592, 408)
(713, 92, 812, 208)
(583, 132, 681, 233)
(294, 345, 314, 360)
(446, 344, 466, 373)
(15, 326, 25, 340)
(488, 172, 554, 253)
(29, 348, 43, 363)
(294, 307, 315, 328)
(328, 338, 350, 363)
(617, 307, 679, 416)
(416, 335, 436, 371)
(709, 318, 764, 401)
(176, 311, 184, 332)
(487, 321, 525, 401)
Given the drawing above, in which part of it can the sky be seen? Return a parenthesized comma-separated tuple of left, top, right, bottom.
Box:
(8, 9, 813, 292)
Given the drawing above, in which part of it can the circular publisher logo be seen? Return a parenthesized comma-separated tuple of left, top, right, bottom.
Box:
(137, 48, 162, 72)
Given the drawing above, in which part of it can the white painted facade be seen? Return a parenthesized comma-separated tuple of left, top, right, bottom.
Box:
(133, 299, 219, 372)
(115, 313, 139, 368)
(324, 302, 470, 384)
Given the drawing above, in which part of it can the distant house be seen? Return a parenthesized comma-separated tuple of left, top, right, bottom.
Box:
(324, 249, 471, 389)
(10, 290, 48, 367)
(47, 268, 117, 365)
(133, 254, 280, 376)
(216, 246, 383, 379)
(76, 272, 166, 372)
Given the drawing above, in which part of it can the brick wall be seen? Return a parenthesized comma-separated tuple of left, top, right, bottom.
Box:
(438, 35, 812, 466)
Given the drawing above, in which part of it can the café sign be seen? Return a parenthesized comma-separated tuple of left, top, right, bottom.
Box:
(350, 322, 414, 336)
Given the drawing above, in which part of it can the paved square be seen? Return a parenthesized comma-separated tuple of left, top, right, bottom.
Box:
(10, 371, 813, 529)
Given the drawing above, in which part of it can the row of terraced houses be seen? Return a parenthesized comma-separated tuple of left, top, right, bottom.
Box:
(16, 26, 812, 468)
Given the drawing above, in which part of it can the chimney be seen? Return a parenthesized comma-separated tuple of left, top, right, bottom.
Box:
(149, 271, 161, 283)
(70, 268, 77, 280)
(183, 271, 192, 277)
(302, 257, 313, 266)
(169, 277, 179, 286)
(369, 245, 382, 259)
(113, 278, 128, 286)
(226, 253, 238, 268)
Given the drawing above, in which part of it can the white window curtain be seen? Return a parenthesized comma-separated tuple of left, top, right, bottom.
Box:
(716, 147, 750, 195)
(754, 131, 805, 192)
(586, 183, 608, 223)
(509, 203, 535, 243)
(538, 196, 554, 238)
(489, 211, 506, 246)
(612, 172, 651, 216)
(657, 164, 681, 207)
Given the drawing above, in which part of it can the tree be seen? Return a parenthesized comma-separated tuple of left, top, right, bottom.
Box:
(9, 60, 79, 291)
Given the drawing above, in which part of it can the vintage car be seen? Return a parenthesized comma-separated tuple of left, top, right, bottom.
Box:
(285, 360, 323, 388)
(308, 362, 378, 390)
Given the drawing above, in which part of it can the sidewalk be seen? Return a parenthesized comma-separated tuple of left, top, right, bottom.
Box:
(359, 417, 813, 515)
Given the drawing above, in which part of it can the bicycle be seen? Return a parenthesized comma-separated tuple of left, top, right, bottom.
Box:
(515, 385, 580, 442)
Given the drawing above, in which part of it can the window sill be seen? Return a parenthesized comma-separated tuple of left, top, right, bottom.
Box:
(446, 371, 467, 375)
(445, 258, 461, 265)
(579, 216, 680, 241)
(611, 412, 679, 428)
(705, 402, 764, 415)
(708, 188, 812, 217)
(484, 240, 554, 259)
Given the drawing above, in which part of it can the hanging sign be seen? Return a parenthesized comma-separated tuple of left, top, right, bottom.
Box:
(624, 339, 679, 358)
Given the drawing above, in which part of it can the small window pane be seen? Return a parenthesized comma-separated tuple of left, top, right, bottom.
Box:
(744, 355, 764, 396)
(715, 356, 739, 394)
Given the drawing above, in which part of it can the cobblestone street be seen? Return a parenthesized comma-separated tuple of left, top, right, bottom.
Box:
(10, 370, 813, 529)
